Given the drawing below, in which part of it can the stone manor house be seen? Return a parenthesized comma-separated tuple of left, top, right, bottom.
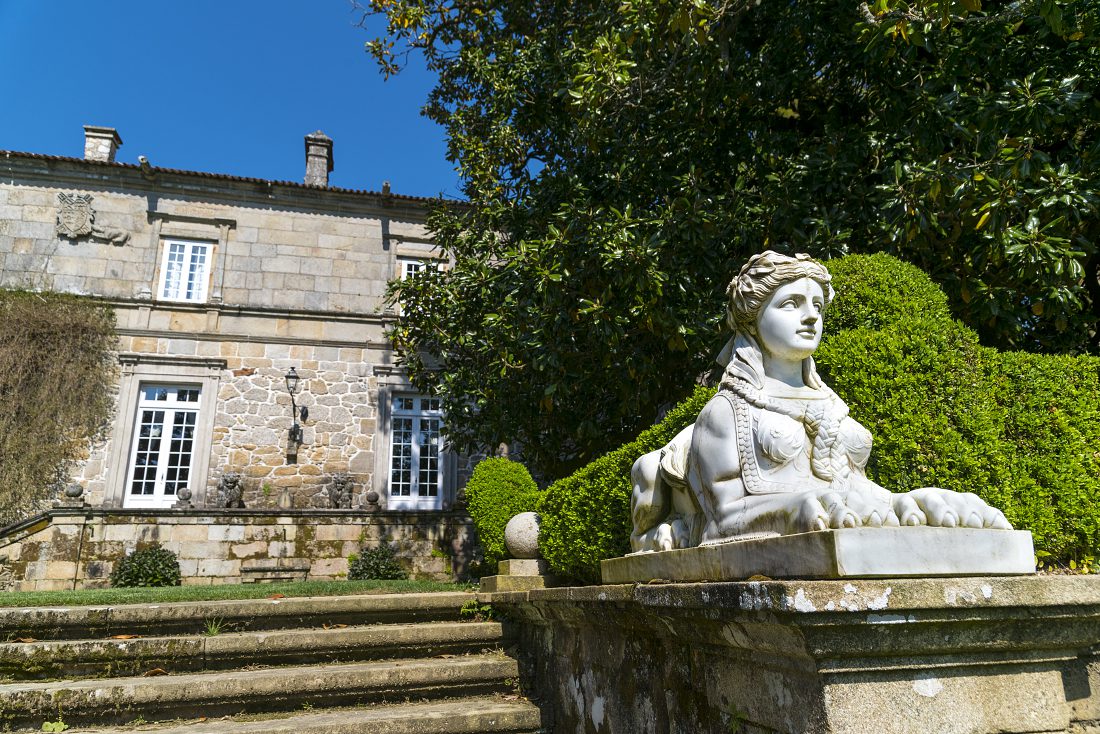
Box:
(0, 126, 476, 590)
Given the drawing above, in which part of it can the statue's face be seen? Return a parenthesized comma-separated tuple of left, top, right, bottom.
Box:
(755, 277, 824, 362)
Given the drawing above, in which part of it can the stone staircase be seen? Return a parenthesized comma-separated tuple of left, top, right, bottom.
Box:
(0, 591, 542, 733)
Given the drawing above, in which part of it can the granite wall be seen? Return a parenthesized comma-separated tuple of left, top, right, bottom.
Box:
(490, 577, 1100, 734)
(0, 508, 477, 592)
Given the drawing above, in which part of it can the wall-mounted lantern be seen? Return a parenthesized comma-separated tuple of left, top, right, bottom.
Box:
(284, 367, 309, 449)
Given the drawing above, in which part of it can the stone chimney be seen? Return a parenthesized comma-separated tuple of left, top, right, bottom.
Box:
(83, 126, 123, 163)
(304, 131, 334, 187)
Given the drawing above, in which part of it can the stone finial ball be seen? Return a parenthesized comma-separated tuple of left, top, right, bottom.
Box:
(504, 512, 541, 559)
(64, 483, 84, 499)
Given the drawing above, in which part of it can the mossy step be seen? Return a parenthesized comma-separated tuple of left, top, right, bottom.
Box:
(0, 621, 507, 680)
(0, 591, 477, 640)
(0, 653, 519, 730)
(62, 697, 543, 734)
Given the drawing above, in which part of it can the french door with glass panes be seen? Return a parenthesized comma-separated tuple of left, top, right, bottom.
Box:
(388, 395, 445, 510)
(124, 384, 201, 508)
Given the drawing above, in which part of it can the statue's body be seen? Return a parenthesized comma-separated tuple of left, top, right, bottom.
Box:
(630, 252, 1011, 553)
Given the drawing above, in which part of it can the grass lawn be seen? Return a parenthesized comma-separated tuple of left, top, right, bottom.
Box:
(0, 579, 475, 608)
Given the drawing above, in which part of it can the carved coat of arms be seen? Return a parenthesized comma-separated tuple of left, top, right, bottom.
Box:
(56, 193, 95, 238)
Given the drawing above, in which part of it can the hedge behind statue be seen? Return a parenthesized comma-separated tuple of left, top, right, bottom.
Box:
(465, 458, 542, 566)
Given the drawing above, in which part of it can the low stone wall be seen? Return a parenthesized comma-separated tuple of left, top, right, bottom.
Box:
(0, 508, 476, 591)
(490, 577, 1100, 734)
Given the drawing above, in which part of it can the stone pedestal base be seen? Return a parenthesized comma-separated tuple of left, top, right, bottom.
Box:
(479, 558, 556, 593)
(490, 576, 1100, 733)
(601, 527, 1035, 583)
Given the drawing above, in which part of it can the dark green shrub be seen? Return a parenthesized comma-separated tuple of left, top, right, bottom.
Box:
(539, 385, 714, 583)
(110, 544, 182, 588)
(538, 253, 1100, 582)
(348, 543, 409, 580)
(465, 458, 542, 565)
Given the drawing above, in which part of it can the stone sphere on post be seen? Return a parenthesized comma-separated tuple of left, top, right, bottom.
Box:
(504, 512, 541, 559)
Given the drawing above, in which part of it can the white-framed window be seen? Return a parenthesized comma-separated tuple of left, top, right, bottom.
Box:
(158, 239, 211, 303)
(398, 258, 427, 280)
(388, 394, 444, 510)
(124, 383, 202, 508)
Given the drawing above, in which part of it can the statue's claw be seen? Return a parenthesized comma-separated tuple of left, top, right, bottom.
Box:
(821, 491, 859, 529)
(904, 487, 1014, 530)
(892, 493, 927, 527)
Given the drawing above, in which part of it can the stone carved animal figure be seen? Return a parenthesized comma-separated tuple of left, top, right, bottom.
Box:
(630, 251, 1011, 553)
(329, 473, 353, 509)
(220, 472, 244, 509)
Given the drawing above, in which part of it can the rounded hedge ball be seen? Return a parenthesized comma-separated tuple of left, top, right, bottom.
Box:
(504, 512, 541, 559)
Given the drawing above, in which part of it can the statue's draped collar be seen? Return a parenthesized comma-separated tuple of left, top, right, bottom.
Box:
(715, 333, 824, 392)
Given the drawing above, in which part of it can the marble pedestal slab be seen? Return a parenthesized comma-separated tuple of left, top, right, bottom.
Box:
(601, 527, 1035, 584)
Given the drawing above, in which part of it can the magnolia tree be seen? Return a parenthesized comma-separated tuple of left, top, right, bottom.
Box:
(359, 0, 1100, 477)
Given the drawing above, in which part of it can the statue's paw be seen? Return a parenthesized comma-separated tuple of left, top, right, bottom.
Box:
(842, 486, 893, 528)
(955, 492, 1013, 529)
(669, 518, 691, 549)
(892, 493, 927, 527)
(920, 490, 959, 527)
(795, 493, 831, 533)
(655, 523, 674, 551)
(907, 488, 1013, 530)
(815, 491, 860, 530)
(987, 510, 1012, 530)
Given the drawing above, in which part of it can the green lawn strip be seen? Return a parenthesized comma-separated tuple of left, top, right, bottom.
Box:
(0, 579, 474, 608)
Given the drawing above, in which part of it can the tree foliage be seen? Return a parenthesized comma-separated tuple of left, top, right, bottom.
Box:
(361, 0, 1100, 477)
(0, 291, 116, 526)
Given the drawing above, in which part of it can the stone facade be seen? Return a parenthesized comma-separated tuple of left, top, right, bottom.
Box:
(0, 127, 476, 585)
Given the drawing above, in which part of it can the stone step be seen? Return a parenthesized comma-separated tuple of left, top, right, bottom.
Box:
(0, 621, 507, 680)
(0, 653, 519, 730)
(0, 591, 477, 640)
(63, 697, 544, 734)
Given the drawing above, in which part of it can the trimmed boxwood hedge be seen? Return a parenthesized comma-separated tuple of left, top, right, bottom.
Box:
(538, 253, 1100, 583)
(538, 386, 714, 583)
(465, 457, 543, 566)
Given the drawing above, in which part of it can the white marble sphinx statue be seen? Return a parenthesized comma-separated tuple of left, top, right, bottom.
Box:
(629, 251, 1013, 555)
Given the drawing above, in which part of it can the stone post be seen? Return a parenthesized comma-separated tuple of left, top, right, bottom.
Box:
(83, 126, 122, 163)
(304, 131, 333, 187)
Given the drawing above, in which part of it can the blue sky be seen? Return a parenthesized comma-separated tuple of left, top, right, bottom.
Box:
(0, 1, 460, 199)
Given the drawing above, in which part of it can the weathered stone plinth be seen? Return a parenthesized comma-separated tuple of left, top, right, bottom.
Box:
(602, 527, 1036, 583)
(490, 576, 1100, 733)
(479, 558, 556, 593)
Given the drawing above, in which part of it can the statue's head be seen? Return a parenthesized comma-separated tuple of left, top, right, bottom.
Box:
(726, 251, 833, 336)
